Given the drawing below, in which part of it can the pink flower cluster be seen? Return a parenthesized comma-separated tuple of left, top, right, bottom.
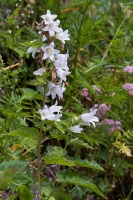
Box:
(92, 104, 110, 119)
(81, 88, 89, 97)
(99, 119, 121, 133)
(122, 83, 133, 96)
(123, 66, 133, 74)
(81, 85, 102, 98)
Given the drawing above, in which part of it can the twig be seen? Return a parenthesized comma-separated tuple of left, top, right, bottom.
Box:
(28, 163, 45, 177)
(4, 63, 20, 71)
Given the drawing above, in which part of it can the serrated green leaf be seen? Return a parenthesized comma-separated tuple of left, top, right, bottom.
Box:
(13, 172, 32, 185)
(0, 160, 27, 171)
(72, 158, 104, 171)
(8, 127, 39, 139)
(46, 146, 67, 157)
(56, 171, 105, 198)
(45, 156, 74, 166)
(0, 169, 16, 189)
(45, 147, 74, 166)
(18, 185, 33, 200)
(45, 147, 104, 170)
(70, 139, 93, 149)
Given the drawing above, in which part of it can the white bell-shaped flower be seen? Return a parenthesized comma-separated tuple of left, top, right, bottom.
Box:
(41, 42, 60, 61)
(70, 125, 83, 133)
(81, 109, 99, 127)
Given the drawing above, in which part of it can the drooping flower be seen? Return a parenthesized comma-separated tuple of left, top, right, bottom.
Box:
(55, 52, 69, 62)
(41, 42, 60, 61)
(56, 69, 71, 82)
(53, 59, 69, 71)
(28, 47, 40, 58)
(46, 82, 66, 99)
(70, 125, 83, 133)
(81, 109, 99, 127)
(123, 66, 133, 74)
(41, 10, 57, 25)
(122, 83, 133, 96)
(39, 102, 62, 122)
(56, 28, 70, 44)
(33, 68, 45, 76)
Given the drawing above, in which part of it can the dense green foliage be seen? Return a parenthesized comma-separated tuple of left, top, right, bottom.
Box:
(0, 0, 133, 199)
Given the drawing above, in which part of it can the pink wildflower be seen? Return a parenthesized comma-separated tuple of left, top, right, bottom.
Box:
(92, 85, 102, 94)
(99, 119, 121, 133)
(123, 66, 133, 74)
(122, 83, 133, 96)
(92, 104, 110, 119)
(81, 88, 89, 97)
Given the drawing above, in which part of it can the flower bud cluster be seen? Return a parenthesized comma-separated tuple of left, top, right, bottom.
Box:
(28, 10, 70, 121)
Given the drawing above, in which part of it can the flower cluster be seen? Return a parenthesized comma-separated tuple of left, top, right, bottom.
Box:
(92, 103, 110, 119)
(99, 119, 121, 133)
(70, 109, 99, 133)
(123, 66, 133, 74)
(81, 88, 89, 97)
(122, 65, 133, 96)
(122, 83, 133, 96)
(28, 10, 70, 121)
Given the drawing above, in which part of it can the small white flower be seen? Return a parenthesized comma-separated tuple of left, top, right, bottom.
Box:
(41, 42, 60, 61)
(56, 69, 71, 82)
(81, 109, 99, 127)
(46, 82, 65, 99)
(39, 101, 62, 121)
(42, 35, 47, 42)
(55, 52, 69, 62)
(49, 102, 62, 113)
(33, 68, 45, 76)
(53, 59, 69, 71)
(56, 29, 70, 44)
(41, 10, 57, 25)
(42, 20, 60, 36)
(70, 125, 83, 133)
(28, 47, 40, 58)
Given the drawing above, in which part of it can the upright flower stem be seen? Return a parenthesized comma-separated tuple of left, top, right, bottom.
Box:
(37, 59, 48, 196)
(37, 84, 47, 194)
